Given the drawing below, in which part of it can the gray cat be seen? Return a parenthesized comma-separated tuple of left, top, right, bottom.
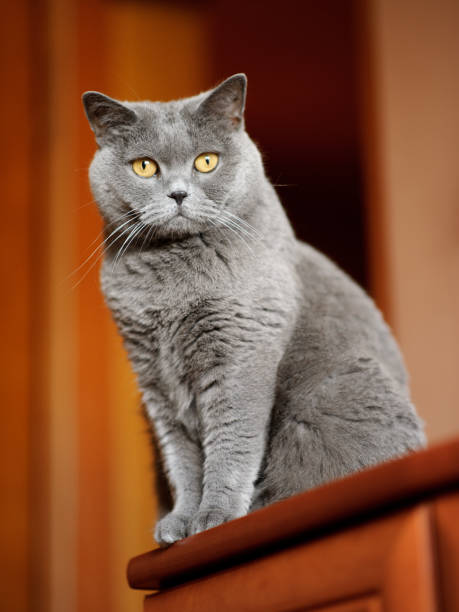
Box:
(82, 74, 425, 545)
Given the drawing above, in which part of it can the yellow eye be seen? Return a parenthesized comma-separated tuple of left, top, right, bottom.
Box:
(132, 158, 158, 178)
(194, 153, 219, 173)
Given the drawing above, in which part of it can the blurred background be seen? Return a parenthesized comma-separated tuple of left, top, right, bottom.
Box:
(2, 0, 458, 610)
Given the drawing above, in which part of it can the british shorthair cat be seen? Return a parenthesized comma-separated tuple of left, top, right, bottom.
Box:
(82, 74, 425, 545)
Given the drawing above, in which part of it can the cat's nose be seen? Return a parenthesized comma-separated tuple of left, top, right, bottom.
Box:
(168, 190, 188, 206)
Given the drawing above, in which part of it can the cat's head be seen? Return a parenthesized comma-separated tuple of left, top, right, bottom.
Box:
(83, 74, 263, 242)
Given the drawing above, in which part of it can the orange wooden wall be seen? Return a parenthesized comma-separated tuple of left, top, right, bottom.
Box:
(2, 1, 210, 611)
(1, 3, 32, 611)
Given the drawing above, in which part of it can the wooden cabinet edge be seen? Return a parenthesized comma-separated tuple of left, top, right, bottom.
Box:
(141, 505, 440, 611)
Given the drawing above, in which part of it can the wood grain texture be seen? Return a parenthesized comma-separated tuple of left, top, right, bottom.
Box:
(382, 505, 437, 612)
(433, 493, 459, 612)
(128, 437, 459, 591)
(0, 1, 31, 610)
(75, 1, 112, 609)
(142, 506, 435, 611)
(47, 1, 80, 610)
(27, 0, 53, 608)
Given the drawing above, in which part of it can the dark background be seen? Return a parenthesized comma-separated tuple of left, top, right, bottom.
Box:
(210, 1, 366, 287)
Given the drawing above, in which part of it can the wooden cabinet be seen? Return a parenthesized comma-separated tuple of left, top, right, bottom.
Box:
(128, 439, 459, 611)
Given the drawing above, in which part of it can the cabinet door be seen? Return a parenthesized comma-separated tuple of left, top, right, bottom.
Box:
(143, 505, 437, 612)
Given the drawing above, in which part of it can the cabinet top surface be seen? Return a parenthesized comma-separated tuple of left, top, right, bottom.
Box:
(128, 437, 459, 590)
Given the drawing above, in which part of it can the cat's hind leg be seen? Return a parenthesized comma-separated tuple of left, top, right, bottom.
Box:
(252, 357, 426, 509)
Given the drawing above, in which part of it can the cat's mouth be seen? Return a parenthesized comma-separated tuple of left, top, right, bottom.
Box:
(140, 206, 192, 227)
(161, 210, 194, 229)
(140, 205, 212, 236)
(169, 205, 201, 223)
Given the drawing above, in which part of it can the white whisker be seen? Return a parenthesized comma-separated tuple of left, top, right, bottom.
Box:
(213, 217, 254, 254)
(216, 214, 257, 243)
(112, 222, 145, 268)
(70, 223, 136, 290)
(140, 223, 153, 254)
(68, 215, 138, 280)
(220, 209, 262, 239)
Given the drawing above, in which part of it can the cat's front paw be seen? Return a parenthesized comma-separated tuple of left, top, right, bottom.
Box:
(189, 508, 237, 536)
(154, 512, 191, 546)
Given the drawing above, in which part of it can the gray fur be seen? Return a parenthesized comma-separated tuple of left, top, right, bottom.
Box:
(82, 74, 425, 545)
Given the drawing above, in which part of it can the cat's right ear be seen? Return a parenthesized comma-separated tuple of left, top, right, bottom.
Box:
(82, 92, 138, 145)
(197, 74, 247, 131)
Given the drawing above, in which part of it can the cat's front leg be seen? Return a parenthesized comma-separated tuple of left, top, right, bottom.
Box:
(145, 404, 203, 545)
(189, 368, 274, 535)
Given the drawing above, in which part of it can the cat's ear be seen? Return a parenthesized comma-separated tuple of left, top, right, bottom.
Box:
(197, 74, 247, 130)
(82, 92, 138, 145)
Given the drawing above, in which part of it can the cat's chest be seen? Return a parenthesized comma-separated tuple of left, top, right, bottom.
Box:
(101, 245, 232, 396)
(102, 239, 233, 313)
(101, 251, 233, 438)
(101, 244, 291, 396)
(101, 254, 200, 366)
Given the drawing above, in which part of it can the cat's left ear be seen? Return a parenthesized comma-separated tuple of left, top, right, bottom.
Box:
(197, 74, 247, 130)
(82, 91, 138, 145)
